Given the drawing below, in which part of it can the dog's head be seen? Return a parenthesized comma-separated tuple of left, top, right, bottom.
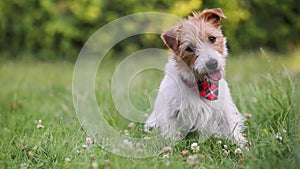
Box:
(161, 8, 227, 82)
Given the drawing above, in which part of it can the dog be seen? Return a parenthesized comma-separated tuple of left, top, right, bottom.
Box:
(144, 8, 247, 146)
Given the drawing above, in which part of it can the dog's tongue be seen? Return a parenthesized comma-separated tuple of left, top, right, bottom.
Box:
(207, 70, 222, 81)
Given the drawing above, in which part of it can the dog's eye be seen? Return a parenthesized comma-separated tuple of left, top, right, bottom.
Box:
(185, 44, 195, 53)
(208, 36, 216, 43)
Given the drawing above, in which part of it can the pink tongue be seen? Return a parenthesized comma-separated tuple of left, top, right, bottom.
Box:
(207, 70, 222, 81)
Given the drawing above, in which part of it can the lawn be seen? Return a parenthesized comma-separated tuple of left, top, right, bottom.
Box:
(1, 50, 300, 168)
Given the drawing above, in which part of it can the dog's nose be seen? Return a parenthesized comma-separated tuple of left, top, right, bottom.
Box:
(205, 59, 218, 70)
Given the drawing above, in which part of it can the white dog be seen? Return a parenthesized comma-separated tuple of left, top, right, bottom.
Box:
(145, 8, 247, 146)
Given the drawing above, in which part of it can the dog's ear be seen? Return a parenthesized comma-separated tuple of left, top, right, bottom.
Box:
(200, 8, 227, 26)
(161, 26, 179, 52)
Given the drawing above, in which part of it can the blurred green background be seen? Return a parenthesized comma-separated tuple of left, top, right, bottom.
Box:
(1, 1, 300, 168)
(0, 0, 299, 60)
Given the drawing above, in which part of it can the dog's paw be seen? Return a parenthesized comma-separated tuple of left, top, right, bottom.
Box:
(235, 134, 250, 150)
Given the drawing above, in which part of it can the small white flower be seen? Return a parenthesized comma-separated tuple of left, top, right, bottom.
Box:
(282, 129, 287, 133)
(92, 161, 99, 169)
(181, 150, 190, 157)
(20, 163, 28, 169)
(82, 144, 88, 149)
(223, 149, 229, 156)
(245, 113, 252, 120)
(128, 122, 135, 129)
(124, 130, 130, 136)
(28, 151, 34, 158)
(65, 157, 71, 162)
(122, 139, 133, 150)
(36, 119, 44, 129)
(275, 133, 283, 141)
(143, 136, 150, 140)
(234, 148, 242, 154)
(90, 154, 95, 160)
(223, 144, 228, 149)
(217, 140, 222, 144)
(187, 154, 198, 167)
(175, 131, 181, 137)
(162, 154, 169, 158)
(162, 146, 172, 153)
(191, 142, 200, 153)
(188, 154, 198, 160)
(76, 149, 82, 154)
(36, 124, 44, 129)
(86, 137, 93, 145)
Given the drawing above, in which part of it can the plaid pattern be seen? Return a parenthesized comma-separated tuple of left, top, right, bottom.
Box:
(181, 78, 219, 101)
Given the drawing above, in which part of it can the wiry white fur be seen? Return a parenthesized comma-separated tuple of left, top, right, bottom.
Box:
(145, 8, 247, 147)
(144, 56, 247, 145)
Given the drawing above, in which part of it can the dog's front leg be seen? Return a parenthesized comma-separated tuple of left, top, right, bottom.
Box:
(218, 80, 248, 147)
(144, 89, 168, 132)
(159, 110, 192, 140)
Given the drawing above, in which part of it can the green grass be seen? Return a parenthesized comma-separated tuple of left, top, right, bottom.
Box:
(1, 50, 300, 168)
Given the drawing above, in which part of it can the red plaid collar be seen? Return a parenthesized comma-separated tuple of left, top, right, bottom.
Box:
(181, 77, 219, 101)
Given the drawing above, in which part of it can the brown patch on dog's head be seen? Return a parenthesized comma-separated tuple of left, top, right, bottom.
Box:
(198, 8, 227, 27)
(161, 26, 179, 52)
(161, 8, 228, 77)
